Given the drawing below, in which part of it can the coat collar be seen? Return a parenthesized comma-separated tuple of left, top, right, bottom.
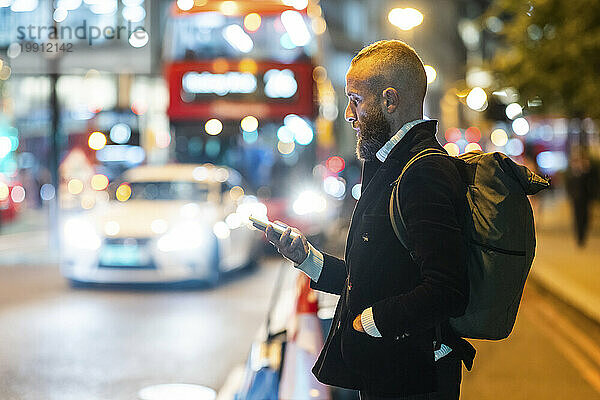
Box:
(359, 120, 440, 190)
(376, 119, 429, 162)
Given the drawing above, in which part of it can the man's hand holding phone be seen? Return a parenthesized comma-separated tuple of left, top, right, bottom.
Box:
(250, 216, 309, 265)
(266, 223, 309, 265)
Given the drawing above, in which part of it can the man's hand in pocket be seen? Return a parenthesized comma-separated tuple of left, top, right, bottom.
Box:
(353, 314, 365, 333)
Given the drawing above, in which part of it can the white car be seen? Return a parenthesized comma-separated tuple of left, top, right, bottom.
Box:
(60, 163, 266, 287)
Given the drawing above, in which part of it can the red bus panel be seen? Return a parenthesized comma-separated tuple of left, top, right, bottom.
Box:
(165, 60, 316, 121)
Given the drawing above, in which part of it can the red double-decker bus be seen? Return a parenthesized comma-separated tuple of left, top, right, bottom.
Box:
(163, 0, 339, 238)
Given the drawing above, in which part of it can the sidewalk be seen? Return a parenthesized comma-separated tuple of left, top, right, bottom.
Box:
(0, 207, 58, 266)
(530, 194, 600, 324)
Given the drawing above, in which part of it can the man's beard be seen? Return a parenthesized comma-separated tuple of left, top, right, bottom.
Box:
(355, 106, 391, 161)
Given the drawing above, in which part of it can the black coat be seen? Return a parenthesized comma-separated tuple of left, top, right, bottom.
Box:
(310, 121, 475, 396)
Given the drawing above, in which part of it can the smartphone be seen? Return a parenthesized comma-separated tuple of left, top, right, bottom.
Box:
(248, 215, 299, 239)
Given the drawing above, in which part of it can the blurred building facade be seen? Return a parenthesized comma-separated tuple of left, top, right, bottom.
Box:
(0, 0, 596, 228)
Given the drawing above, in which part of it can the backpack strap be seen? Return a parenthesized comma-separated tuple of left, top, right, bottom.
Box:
(399, 148, 448, 182)
(389, 148, 448, 351)
(389, 148, 447, 251)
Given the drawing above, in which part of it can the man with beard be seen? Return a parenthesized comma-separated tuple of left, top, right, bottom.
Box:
(264, 40, 474, 399)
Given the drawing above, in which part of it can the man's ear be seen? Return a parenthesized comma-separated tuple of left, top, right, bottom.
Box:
(382, 87, 399, 114)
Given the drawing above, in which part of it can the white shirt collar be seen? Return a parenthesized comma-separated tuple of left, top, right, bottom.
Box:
(375, 118, 429, 162)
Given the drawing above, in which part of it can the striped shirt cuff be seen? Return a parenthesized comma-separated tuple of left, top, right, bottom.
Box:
(361, 307, 382, 337)
(295, 242, 323, 282)
(434, 344, 453, 361)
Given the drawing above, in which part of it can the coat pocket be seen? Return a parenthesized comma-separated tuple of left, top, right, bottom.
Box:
(340, 313, 435, 380)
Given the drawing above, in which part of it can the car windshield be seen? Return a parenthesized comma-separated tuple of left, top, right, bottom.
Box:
(128, 182, 209, 201)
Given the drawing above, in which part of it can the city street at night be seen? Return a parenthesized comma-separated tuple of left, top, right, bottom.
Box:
(1, 0, 599, 398)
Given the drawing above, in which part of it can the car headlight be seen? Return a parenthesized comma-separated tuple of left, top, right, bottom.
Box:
(63, 218, 101, 250)
(236, 197, 267, 220)
(157, 223, 208, 252)
(292, 190, 327, 216)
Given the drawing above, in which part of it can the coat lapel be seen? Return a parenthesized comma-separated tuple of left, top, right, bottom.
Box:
(345, 158, 401, 260)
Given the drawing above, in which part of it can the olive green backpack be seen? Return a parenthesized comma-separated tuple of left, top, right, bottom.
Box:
(389, 149, 550, 340)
